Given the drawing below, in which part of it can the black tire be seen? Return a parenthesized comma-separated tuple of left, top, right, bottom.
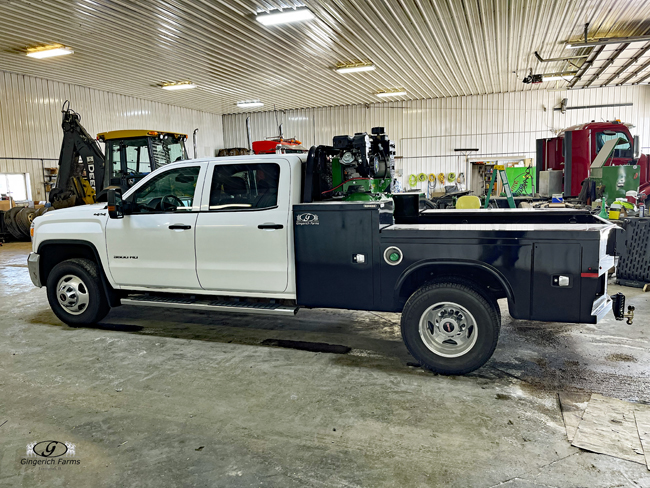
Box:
(4, 207, 24, 240)
(401, 282, 500, 375)
(424, 276, 502, 325)
(16, 207, 38, 238)
(46, 258, 110, 327)
(420, 199, 436, 210)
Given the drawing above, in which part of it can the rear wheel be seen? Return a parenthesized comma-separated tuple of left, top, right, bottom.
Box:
(46, 258, 110, 327)
(401, 282, 500, 375)
(425, 276, 502, 325)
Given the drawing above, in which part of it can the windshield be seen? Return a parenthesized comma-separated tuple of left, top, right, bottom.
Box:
(151, 135, 188, 168)
(596, 131, 631, 153)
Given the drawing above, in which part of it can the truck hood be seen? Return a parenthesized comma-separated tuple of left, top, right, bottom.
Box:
(32, 203, 110, 253)
(39, 203, 108, 221)
(34, 202, 108, 232)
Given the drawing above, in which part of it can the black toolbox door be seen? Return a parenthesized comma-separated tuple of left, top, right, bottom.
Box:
(531, 242, 582, 322)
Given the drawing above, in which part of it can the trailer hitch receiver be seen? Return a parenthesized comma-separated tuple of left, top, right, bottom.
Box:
(612, 292, 635, 324)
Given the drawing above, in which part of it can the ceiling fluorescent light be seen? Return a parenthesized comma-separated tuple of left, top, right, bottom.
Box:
(26, 45, 73, 59)
(256, 7, 314, 26)
(237, 100, 264, 108)
(335, 63, 375, 74)
(161, 82, 197, 90)
(543, 75, 574, 82)
(376, 89, 407, 97)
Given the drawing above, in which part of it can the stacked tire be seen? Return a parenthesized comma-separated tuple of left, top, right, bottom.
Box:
(2, 206, 46, 241)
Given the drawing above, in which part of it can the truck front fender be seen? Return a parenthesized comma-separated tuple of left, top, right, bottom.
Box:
(37, 240, 119, 307)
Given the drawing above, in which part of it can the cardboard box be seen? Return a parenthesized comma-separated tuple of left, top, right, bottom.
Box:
(0, 199, 14, 211)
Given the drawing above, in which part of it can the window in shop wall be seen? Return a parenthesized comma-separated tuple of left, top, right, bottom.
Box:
(0, 173, 32, 202)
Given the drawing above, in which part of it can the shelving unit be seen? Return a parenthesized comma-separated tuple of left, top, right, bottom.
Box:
(470, 157, 533, 197)
(42, 161, 58, 201)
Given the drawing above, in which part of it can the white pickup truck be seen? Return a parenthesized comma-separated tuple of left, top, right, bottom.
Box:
(28, 152, 630, 375)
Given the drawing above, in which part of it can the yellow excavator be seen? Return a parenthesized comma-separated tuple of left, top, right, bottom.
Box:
(50, 101, 189, 208)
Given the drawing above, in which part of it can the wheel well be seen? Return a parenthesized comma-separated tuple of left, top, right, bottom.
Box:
(39, 242, 100, 285)
(396, 263, 510, 306)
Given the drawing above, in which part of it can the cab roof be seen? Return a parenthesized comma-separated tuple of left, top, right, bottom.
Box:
(96, 130, 188, 141)
(562, 121, 634, 133)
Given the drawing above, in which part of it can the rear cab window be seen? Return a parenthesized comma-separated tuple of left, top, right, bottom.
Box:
(208, 163, 280, 211)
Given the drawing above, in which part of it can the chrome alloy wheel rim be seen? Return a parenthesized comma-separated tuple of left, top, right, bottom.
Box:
(418, 302, 478, 358)
(56, 274, 90, 315)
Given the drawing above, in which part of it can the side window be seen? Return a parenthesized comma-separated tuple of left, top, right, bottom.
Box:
(132, 166, 200, 213)
(209, 163, 280, 210)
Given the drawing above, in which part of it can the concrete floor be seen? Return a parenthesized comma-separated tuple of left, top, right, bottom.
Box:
(1, 241, 650, 488)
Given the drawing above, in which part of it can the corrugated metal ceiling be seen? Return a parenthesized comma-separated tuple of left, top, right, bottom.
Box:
(1, 0, 649, 114)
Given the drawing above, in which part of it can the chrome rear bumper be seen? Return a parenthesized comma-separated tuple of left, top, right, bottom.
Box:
(591, 293, 612, 323)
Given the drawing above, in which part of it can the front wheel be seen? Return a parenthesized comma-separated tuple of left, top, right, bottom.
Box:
(401, 282, 500, 375)
(46, 258, 110, 327)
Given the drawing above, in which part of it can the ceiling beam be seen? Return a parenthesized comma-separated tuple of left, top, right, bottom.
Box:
(568, 45, 605, 89)
(582, 43, 629, 88)
(567, 35, 650, 48)
(601, 42, 650, 87)
(633, 71, 650, 85)
(534, 51, 588, 63)
(617, 57, 650, 85)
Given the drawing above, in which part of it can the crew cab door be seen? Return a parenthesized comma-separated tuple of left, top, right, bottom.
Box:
(195, 159, 290, 293)
(106, 162, 205, 289)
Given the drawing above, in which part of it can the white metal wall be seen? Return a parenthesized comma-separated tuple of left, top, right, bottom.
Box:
(223, 85, 650, 191)
(0, 70, 224, 201)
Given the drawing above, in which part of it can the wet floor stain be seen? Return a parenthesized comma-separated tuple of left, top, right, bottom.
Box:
(605, 353, 638, 363)
(260, 338, 351, 354)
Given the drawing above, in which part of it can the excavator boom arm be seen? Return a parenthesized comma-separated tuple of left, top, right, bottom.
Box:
(51, 104, 106, 203)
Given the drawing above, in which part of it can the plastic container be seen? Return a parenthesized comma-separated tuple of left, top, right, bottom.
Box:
(609, 202, 622, 220)
(626, 190, 638, 205)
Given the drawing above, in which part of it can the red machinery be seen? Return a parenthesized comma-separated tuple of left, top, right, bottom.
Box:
(536, 120, 650, 197)
(252, 138, 304, 154)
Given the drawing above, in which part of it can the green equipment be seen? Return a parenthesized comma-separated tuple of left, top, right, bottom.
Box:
(484, 165, 516, 208)
(327, 127, 395, 202)
(592, 165, 640, 204)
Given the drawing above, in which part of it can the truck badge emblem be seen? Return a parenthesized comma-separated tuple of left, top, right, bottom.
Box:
(296, 213, 319, 225)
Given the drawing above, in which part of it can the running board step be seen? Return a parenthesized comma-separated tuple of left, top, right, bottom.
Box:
(121, 295, 298, 316)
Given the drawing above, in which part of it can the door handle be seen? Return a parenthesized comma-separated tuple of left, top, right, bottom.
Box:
(169, 224, 192, 230)
(258, 224, 283, 230)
